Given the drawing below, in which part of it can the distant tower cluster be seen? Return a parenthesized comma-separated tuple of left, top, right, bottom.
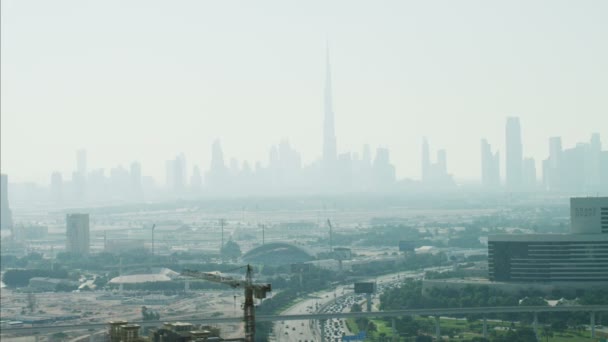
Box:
(504, 117, 538, 191)
(73, 149, 87, 201)
(50, 172, 63, 204)
(66, 213, 90, 255)
(166, 154, 187, 193)
(505, 117, 523, 190)
(542, 133, 606, 192)
(480, 139, 500, 188)
(421, 138, 454, 187)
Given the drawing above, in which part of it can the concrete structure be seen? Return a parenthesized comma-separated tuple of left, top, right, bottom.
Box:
(571, 197, 608, 234)
(66, 213, 90, 255)
(108, 321, 145, 342)
(150, 322, 215, 342)
(242, 242, 314, 266)
(7, 305, 608, 337)
(489, 197, 608, 283)
(28, 277, 78, 292)
(13, 225, 48, 240)
(104, 238, 145, 253)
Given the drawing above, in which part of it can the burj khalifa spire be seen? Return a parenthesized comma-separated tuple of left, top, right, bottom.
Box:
(323, 43, 337, 166)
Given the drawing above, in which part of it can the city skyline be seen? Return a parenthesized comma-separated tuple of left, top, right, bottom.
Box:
(0, 119, 605, 189)
(2, 1, 607, 183)
(0, 121, 605, 208)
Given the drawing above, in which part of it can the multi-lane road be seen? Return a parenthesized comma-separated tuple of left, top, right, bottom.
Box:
(4, 305, 608, 336)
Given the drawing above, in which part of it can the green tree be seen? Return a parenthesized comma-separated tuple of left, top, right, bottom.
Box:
(221, 240, 242, 260)
(541, 325, 553, 342)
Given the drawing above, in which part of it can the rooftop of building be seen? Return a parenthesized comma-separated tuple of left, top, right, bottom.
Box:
(489, 233, 608, 242)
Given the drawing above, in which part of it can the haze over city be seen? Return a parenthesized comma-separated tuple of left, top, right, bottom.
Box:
(1, 2, 608, 342)
(2, 0, 607, 184)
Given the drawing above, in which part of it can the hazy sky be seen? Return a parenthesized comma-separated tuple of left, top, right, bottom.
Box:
(2, 0, 607, 184)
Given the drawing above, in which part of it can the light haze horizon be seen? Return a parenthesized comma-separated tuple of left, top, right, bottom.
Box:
(2, 0, 607, 184)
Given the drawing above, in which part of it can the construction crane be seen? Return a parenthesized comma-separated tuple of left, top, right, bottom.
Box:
(181, 265, 271, 342)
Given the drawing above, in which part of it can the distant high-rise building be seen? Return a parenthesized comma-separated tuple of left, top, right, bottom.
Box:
(130, 162, 142, 200)
(420, 139, 454, 187)
(549, 137, 563, 168)
(0, 174, 13, 230)
(436, 149, 447, 175)
(372, 148, 396, 189)
(323, 45, 337, 169)
(480, 139, 500, 188)
(542, 134, 605, 193)
(421, 137, 430, 182)
(481, 139, 500, 188)
(362, 144, 371, 166)
(66, 213, 89, 255)
(191, 165, 203, 190)
(600, 151, 608, 192)
(74, 149, 87, 201)
(505, 117, 523, 190)
(166, 154, 186, 193)
(50, 172, 63, 204)
(561, 143, 587, 192)
(522, 158, 537, 190)
(489, 197, 608, 283)
(543, 136, 563, 191)
(77, 149, 87, 176)
(206, 140, 228, 190)
(585, 133, 602, 191)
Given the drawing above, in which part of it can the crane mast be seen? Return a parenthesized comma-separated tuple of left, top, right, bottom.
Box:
(181, 264, 271, 342)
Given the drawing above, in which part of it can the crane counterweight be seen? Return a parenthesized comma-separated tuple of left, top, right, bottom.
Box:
(180, 264, 270, 342)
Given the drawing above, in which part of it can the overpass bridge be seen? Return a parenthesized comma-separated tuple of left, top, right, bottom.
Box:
(2, 305, 608, 339)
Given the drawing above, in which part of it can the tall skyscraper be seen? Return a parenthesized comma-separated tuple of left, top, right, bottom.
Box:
(436, 149, 447, 175)
(421, 137, 430, 181)
(0, 174, 13, 230)
(505, 117, 523, 190)
(74, 149, 87, 201)
(323, 45, 337, 167)
(586, 133, 602, 191)
(543, 137, 563, 191)
(66, 213, 90, 255)
(50, 172, 63, 204)
(420, 139, 454, 187)
(206, 140, 228, 191)
(130, 162, 142, 200)
(522, 158, 537, 190)
(166, 154, 187, 192)
(481, 139, 500, 188)
(191, 165, 203, 190)
(77, 149, 87, 176)
(372, 147, 396, 189)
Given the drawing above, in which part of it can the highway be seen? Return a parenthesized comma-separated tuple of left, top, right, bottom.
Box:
(3, 305, 608, 336)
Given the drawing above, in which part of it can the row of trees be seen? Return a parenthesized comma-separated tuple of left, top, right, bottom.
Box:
(380, 280, 608, 339)
(2, 269, 69, 287)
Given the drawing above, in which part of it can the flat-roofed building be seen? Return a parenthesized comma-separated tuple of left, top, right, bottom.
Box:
(66, 213, 89, 255)
(488, 234, 608, 282)
(571, 197, 608, 234)
(489, 197, 608, 283)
